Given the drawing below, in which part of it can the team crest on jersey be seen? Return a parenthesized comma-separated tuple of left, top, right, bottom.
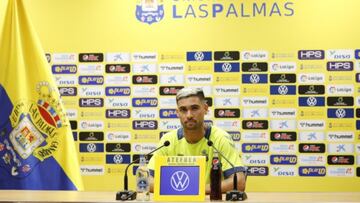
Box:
(0, 82, 67, 177)
(135, 0, 164, 25)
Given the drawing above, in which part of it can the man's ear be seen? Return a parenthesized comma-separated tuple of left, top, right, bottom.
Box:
(203, 102, 209, 112)
(176, 108, 180, 117)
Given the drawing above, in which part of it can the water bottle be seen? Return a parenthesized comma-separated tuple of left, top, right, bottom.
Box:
(136, 154, 150, 201)
(210, 151, 222, 200)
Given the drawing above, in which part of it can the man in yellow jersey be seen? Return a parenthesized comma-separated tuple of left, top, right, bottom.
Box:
(147, 87, 246, 193)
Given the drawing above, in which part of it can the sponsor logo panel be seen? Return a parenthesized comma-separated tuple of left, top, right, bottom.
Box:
(52, 53, 77, 63)
(132, 52, 157, 62)
(327, 167, 354, 177)
(246, 166, 269, 176)
(241, 97, 268, 107)
(59, 87, 77, 96)
(241, 51, 268, 61)
(159, 86, 184, 96)
(243, 120, 268, 130)
(298, 97, 325, 107)
(241, 62, 268, 72)
(214, 51, 240, 61)
(270, 155, 297, 165)
(269, 74, 296, 83)
(298, 120, 325, 130)
(242, 108, 268, 118)
(214, 120, 241, 131)
(214, 108, 240, 118)
(132, 120, 158, 130)
(327, 155, 354, 165)
(79, 132, 104, 141)
(106, 131, 131, 142)
(159, 120, 182, 131)
(79, 98, 104, 107)
(106, 154, 131, 164)
(270, 143, 297, 154)
(298, 155, 326, 165)
(105, 64, 131, 73)
(242, 154, 269, 165)
(132, 75, 158, 84)
(298, 166, 326, 176)
(186, 51, 212, 61)
(242, 143, 269, 153)
(79, 64, 104, 75)
(270, 166, 297, 176)
(298, 85, 325, 95)
(298, 50, 324, 60)
(242, 74, 268, 84)
(299, 143, 326, 153)
(52, 64, 77, 74)
(214, 62, 240, 72)
(106, 143, 131, 153)
(106, 109, 131, 119)
(132, 98, 158, 107)
(105, 86, 131, 96)
(270, 120, 297, 130)
(299, 131, 325, 141)
(79, 53, 104, 62)
(269, 62, 296, 72)
(270, 132, 297, 141)
(80, 165, 104, 176)
(328, 143, 354, 154)
(105, 52, 130, 62)
(242, 132, 269, 142)
(132, 63, 157, 73)
(79, 143, 104, 153)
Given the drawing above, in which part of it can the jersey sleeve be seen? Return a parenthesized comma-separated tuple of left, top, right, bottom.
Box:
(215, 130, 246, 178)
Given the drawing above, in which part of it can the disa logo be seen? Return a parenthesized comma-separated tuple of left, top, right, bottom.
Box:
(136, 0, 164, 25)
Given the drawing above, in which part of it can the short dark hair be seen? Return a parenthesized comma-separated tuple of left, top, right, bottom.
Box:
(176, 87, 205, 103)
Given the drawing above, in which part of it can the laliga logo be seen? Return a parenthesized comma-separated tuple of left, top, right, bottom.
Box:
(170, 171, 190, 191)
(136, 0, 164, 25)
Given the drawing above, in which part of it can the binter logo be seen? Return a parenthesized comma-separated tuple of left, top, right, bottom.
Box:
(136, 0, 164, 25)
(170, 171, 190, 191)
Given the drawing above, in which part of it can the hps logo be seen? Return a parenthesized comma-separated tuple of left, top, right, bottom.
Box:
(136, 0, 164, 25)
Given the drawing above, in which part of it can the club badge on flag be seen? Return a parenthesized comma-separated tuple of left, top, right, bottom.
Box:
(0, 0, 83, 190)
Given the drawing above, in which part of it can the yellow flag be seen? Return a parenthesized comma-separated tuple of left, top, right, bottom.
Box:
(0, 0, 83, 190)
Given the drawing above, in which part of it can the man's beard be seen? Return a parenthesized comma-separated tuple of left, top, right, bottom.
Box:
(183, 119, 201, 130)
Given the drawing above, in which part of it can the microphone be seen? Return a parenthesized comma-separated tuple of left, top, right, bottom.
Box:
(207, 140, 247, 201)
(116, 140, 170, 201)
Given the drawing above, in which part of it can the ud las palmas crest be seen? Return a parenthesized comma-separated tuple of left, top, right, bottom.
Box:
(136, 0, 164, 24)
(0, 82, 67, 178)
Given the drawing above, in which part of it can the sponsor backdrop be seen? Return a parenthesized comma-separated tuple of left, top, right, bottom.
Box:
(9, 0, 360, 191)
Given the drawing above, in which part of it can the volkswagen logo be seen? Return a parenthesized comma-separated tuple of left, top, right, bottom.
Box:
(87, 143, 96, 152)
(278, 85, 288, 95)
(170, 171, 190, 191)
(306, 97, 317, 106)
(250, 74, 260, 83)
(221, 63, 232, 72)
(335, 108, 346, 118)
(194, 52, 204, 61)
(113, 154, 123, 164)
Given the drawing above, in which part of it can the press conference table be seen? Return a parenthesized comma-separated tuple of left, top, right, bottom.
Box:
(0, 191, 359, 203)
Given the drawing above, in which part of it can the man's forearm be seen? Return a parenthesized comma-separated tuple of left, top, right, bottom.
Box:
(205, 172, 246, 194)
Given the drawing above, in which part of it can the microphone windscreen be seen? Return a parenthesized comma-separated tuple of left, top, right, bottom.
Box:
(164, 140, 170, 146)
(207, 140, 213, 146)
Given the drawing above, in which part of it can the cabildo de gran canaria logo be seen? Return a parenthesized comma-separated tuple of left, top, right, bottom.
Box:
(1, 82, 67, 177)
(136, 0, 295, 25)
(136, 0, 165, 24)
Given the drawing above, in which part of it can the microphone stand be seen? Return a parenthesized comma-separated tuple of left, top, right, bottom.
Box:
(207, 140, 247, 201)
(116, 141, 170, 201)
